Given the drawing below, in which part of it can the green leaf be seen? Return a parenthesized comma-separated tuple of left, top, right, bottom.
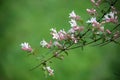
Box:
(64, 51, 69, 56)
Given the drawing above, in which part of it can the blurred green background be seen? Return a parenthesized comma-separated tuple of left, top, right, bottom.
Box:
(0, 0, 120, 80)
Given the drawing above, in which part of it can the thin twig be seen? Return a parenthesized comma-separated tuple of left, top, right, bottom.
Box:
(66, 38, 101, 50)
(111, 23, 120, 32)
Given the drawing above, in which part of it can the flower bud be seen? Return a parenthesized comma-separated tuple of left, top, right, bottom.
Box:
(86, 8, 96, 15)
(43, 66, 54, 76)
(106, 29, 111, 34)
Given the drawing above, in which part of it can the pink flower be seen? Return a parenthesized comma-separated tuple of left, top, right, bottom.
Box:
(53, 41, 62, 48)
(40, 40, 52, 48)
(73, 26, 80, 31)
(90, 0, 102, 6)
(58, 29, 67, 40)
(43, 66, 54, 76)
(46, 41, 52, 48)
(69, 11, 76, 19)
(70, 34, 78, 43)
(73, 26, 84, 32)
(69, 19, 77, 27)
(69, 11, 80, 20)
(40, 40, 48, 47)
(50, 28, 59, 40)
(21, 42, 33, 52)
(68, 28, 75, 33)
(86, 8, 96, 15)
(87, 17, 105, 32)
(86, 17, 97, 23)
(91, 0, 95, 3)
(50, 28, 67, 40)
(68, 26, 84, 34)
(87, 17, 100, 27)
(103, 12, 118, 23)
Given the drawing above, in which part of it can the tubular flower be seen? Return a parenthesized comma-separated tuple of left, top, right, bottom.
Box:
(70, 34, 78, 43)
(43, 66, 54, 76)
(73, 26, 84, 32)
(58, 29, 67, 40)
(21, 42, 33, 52)
(103, 12, 118, 23)
(86, 17, 97, 23)
(69, 19, 77, 27)
(40, 40, 48, 47)
(87, 17, 104, 32)
(69, 11, 80, 20)
(40, 40, 52, 48)
(68, 28, 75, 33)
(86, 17, 100, 27)
(69, 11, 76, 19)
(90, 0, 102, 6)
(50, 28, 59, 40)
(50, 28, 67, 40)
(53, 41, 62, 48)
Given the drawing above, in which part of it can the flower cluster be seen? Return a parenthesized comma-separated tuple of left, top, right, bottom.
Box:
(87, 17, 104, 33)
(39, 11, 84, 49)
(50, 28, 67, 40)
(20, 0, 119, 77)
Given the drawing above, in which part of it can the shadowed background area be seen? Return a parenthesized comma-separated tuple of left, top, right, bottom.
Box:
(0, 0, 120, 80)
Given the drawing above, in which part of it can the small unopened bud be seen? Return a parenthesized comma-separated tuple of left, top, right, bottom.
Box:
(113, 31, 120, 39)
(106, 29, 111, 34)
(70, 34, 78, 43)
(86, 8, 96, 15)
(54, 52, 64, 60)
(99, 26, 104, 32)
(79, 26, 84, 32)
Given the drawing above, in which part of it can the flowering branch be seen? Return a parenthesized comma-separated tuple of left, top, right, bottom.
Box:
(20, 0, 120, 77)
